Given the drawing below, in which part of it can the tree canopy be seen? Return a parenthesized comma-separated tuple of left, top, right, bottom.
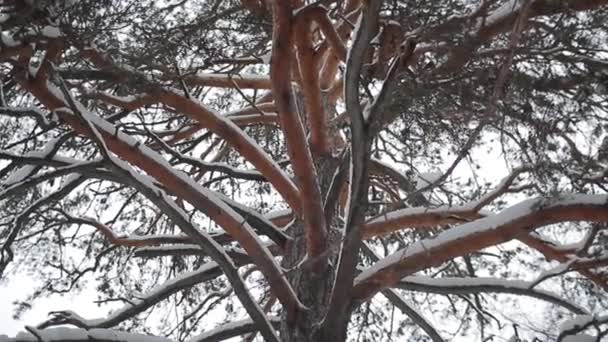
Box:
(1, 0, 608, 341)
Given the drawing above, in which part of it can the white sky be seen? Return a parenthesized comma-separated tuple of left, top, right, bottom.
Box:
(0, 274, 110, 335)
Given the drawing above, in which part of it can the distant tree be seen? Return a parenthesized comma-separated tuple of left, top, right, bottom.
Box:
(1, 0, 608, 341)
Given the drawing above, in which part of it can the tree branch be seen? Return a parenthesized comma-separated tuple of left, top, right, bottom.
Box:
(18, 74, 303, 331)
(353, 194, 608, 301)
(270, 0, 328, 271)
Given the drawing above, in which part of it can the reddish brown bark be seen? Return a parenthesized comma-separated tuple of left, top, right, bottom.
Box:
(295, 9, 329, 153)
(158, 91, 302, 214)
(271, 1, 328, 269)
(19, 72, 304, 315)
(519, 234, 608, 291)
(354, 202, 608, 301)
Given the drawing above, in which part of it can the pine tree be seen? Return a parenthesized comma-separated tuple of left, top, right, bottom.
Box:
(1, 1, 608, 341)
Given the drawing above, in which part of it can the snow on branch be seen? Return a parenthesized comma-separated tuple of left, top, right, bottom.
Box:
(79, 46, 300, 213)
(0, 327, 171, 342)
(201, 187, 291, 248)
(396, 275, 586, 314)
(186, 316, 280, 342)
(558, 314, 608, 342)
(354, 194, 608, 301)
(1, 137, 67, 188)
(363, 167, 529, 238)
(0, 161, 100, 203)
(19, 62, 286, 337)
(19, 75, 303, 322)
(72, 262, 230, 328)
(184, 72, 271, 89)
(158, 87, 300, 212)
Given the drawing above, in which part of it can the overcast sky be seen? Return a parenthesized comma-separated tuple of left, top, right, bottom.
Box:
(0, 274, 109, 336)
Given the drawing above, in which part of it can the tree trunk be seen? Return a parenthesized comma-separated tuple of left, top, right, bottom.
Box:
(279, 154, 351, 341)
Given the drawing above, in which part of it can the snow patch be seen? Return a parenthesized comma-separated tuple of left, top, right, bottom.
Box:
(1, 32, 18, 47)
(415, 171, 442, 190)
(562, 335, 597, 342)
(1, 327, 170, 342)
(356, 194, 608, 283)
(560, 315, 594, 334)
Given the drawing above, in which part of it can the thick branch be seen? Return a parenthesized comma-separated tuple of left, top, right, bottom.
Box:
(80, 47, 300, 213)
(182, 73, 272, 89)
(270, 0, 327, 269)
(19, 75, 303, 325)
(159, 89, 301, 214)
(1, 328, 172, 342)
(294, 5, 330, 153)
(322, 0, 381, 335)
(363, 168, 528, 238)
(353, 194, 608, 301)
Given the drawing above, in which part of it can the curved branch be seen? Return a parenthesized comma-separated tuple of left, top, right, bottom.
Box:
(271, 0, 327, 270)
(2, 327, 172, 342)
(158, 89, 301, 213)
(294, 5, 330, 153)
(318, 0, 362, 88)
(363, 167, 529, 238)
(361, 243, 445, 342)
(396, 276, 587, 314)
(519, 233, 608, 291)
(322, 0, 381, 335)
(134, 244, 280, 262)
(295, 5, 347, 63)
(354, 194, 608, 301)
(381, 289, 446, 342)
(19, 75, 303, 329)
(90, 92, 155, 111)
(80, 47, 300, 213)
(56, 212, 192, 248)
